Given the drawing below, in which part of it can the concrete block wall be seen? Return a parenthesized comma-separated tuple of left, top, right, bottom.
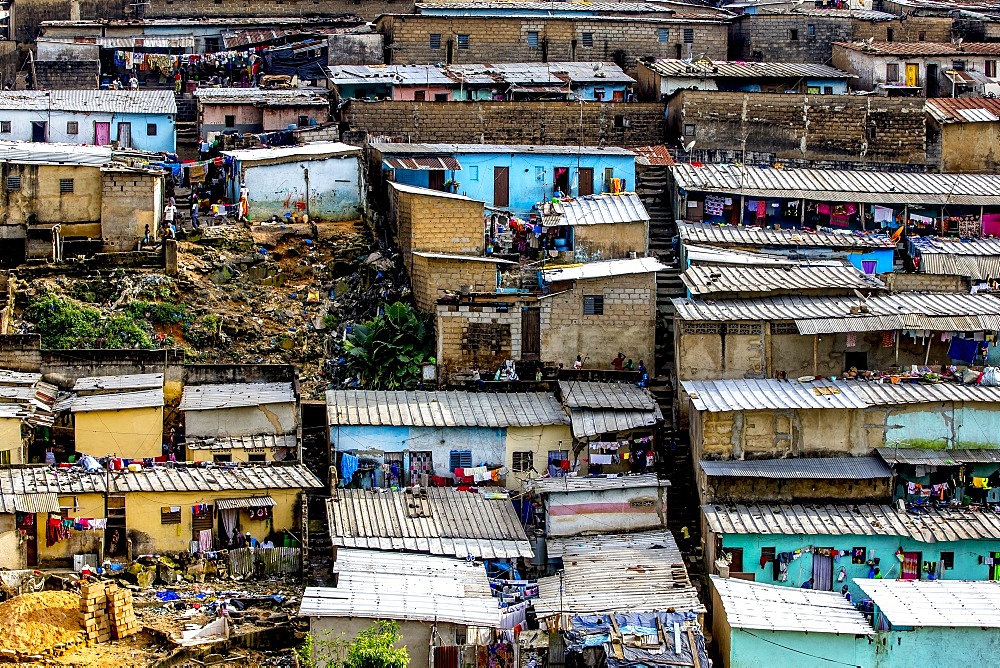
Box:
(436, 304, 520, 378)
(141, 0, 404, 21)
(394, 187, 485, 270)
(100, 171, 161, 253)
(378, 15, 728, 68)
(34, 60, 100, 89)
(17, 0, 125, 43)
(668, 91, 926, 164)
(344, 101, 666, 147)
(880, 272, 970, 293)
(411, 255, 496, 312)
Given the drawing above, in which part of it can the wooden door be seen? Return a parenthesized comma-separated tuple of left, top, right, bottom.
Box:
(105, 495, 127, 557)
(521, 306, 540, 360)
(95, 122, 110, 146)
(493, 166, 509, 208)
(428, 169, 446, 191)
(31, 122, 45, 143)
(117, 122, 132, 148)
(16, 512, 36, 566)
(905, 63, 919, 87)
(578, 168, 594, 196)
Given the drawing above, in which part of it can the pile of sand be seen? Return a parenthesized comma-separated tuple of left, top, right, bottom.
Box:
(0, 590, 82, 654)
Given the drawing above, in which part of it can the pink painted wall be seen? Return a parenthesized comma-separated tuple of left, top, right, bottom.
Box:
(392, 85, 453, 101)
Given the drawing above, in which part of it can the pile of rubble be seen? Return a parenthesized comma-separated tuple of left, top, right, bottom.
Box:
(0, 590, 85, 660)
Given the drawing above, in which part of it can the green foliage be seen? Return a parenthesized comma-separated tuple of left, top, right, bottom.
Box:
(344, 302, 434, 390)
(124, 300, 187, 324)
(26, 294, 155, 349)
(345, 621, 409, 668)
(296, 632, 315, 668)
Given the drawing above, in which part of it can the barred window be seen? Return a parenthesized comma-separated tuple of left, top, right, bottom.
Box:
(726, 323, 762, 336)
(429, 33, 442, 49)
(583, 295, 604, 315)
(771, 322, 800, 335)
(59, 178, 74, 194)
(582, 32, 594, 47)
(6, 175, 20, 191)
(527, 31, 539, 47)
(683, 28, 694, 43)
(512, 451, 533, 472)
(161, 506, 181, 524)
(457, 34, 470, 49)
(682, 322, 722, 335)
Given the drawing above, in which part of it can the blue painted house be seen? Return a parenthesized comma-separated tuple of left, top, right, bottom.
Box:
(0, 90, 177, 153)
(325, 390, 571, 491)
(372, 142, 637, 215)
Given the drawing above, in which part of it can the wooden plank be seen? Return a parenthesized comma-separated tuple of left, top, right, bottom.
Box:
(687, 628, 701, 668)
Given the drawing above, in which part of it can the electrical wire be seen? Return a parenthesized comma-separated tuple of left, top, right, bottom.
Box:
(740, 630, 863, 667)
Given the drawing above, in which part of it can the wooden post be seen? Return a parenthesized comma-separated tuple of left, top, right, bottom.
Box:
(894, 330, 900, 367)
(813, 334, 819, 376)
(924, 333, 932, 367)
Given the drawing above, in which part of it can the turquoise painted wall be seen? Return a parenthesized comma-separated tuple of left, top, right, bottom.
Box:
(719, 532, 1000, 601)
(730, 628, 872, 668)
(883, 403, 1000, 449)
(873, 626, 1000, 666)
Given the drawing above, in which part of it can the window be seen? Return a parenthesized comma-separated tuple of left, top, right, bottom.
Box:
(886, 63, 899, 82)
(807, 24, 815, 36)
(771, 322, 799, 335)
(146, 123, 157, 136)
(248, 454, 266, 463)
(658, 28, 668, 43)
(684, 123, 696, 136)
(213, 454, 231, 463)
(224, 114, 235, 129)
(789, 28, 798, 40)
(297, 115, 309, 127)
(6, 175, 19, 191)
(614, 114, 626, 128)
(582, 32, 593, 47)
(512, 451, 534, 472)
(434, 93, 449, 101)
(469, 165, 479, 181)
(988, 60, 998, 77)
(414, 90, 426, 101)
(66, 121, 78, 134)
(548, 450, 569, 463)
(161, 506, 181, 524)
(823, 86, 833, 94)
(583, 295, 604, 315)
(940, 551, 955, 569)
(429, 33, 442, 49)
(59, 178, 74, 194)
(952, 59, 966, 71)
(59, 496, 80, 518)
(919, 30, 926, 41)
(866, 124, 877, 140)
(449, 449, 472, 471)
(761, 547, 776, 564)
(886, 27, 894, 42)
(528, 31, 539, 47)
(807, 86, 820, 94)
(683, 28, 694, 43)
(457, 34, 470, 49)
(594, 87, 605, 101)
(0, 121, 10, 133)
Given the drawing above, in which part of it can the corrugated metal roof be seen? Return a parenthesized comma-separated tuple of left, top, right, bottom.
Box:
(542, 256, 665, 282)
(383, 155, 463, 171)
(682, 379, 869, 412)
(700, 456, 891, 479)
(72, 373, 163, 393)
(529, 473, 669, 494)
(560, 381, 656, 410)
(326, 487, 533, 559)
(221, 142, 360, 163)
(702, 502, 1000, 542)
(534, 547, 703, 617)
(179, 382, 295, 411)
(96, 35, 195, 48)
(671, 163, 1000, 206)
(216, 495, 275, 510)
(834, 41, 1000, 56)
(194, 87, 329, 106)
(328, 64, 459, 86)
(185, 433, 298, 451)
(0, 370, 42, 386)
(644, 59, 851, 79)
(570, 406, 663, 437)
(875, 447, 1000, 466)
(0, 141, 114, 167)
(855, 580, 1000, 628)
(333, 548, 494, 586)
(677, 222, 895, 249)
(415, 1, 674, 12)
(539, 193, 649, 227)
(388, 181, 476, 200)
(299, 579, 500, 626)
(846, 380, 1000, 406)
(710, 575, 872, 635)
(631, 145, 676, 167)
(927, 95, 1000, 123)
(682, 265, 885, 295)
(672, 292, 1000, 326)
(325, 390, 567, 428)
(0, 404, 26, 419)
(547, 529, 682, 561)
(71, 388, 163, 413)
(412, 251, 516, 264)
(10, 493, 61, 514)
(0, 90, 177, 115)
(0, 463, 320, 495)
(684, 244, 797, 267)
(371, 142, 636, 157)
(910, 236, 1000, 280)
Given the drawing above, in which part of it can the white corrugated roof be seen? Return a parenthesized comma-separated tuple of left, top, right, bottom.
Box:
(72, 373, 164, 393)
(0, 90, 177, 115)
(326, 390, 567, 428)
(542, 256, 665, 282)
(855, 580, 1000, 628)
(71, 388, 164, 413)
(180, 382, 295, 411)
(678, 222, 895, 249)
(298, 582, 501, 626)
(0, 370, 43, 386)
(529, 473, 669, 494)
(682, 265, 885, 295)
(644, 59, 852, 80)
(539, 193, 649, 227)
(683, 244, 796, 267)
(0, 141, 114, 166)
(682, 379, 869, 412)
(222, 142, 360, 162)
(388, 181, 478, 201)
(711, 575, 872, 634)
(412, 251, 515, 264)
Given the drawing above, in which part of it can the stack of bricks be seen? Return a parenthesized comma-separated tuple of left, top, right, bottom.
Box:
(79, 581, 111, 644)
(107, 585, 139, 640)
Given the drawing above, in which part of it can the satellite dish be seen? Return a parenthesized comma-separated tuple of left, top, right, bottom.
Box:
(684, 140, 696, 153)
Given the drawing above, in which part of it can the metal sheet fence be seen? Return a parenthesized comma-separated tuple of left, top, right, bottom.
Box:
(227, 547, 301, 577)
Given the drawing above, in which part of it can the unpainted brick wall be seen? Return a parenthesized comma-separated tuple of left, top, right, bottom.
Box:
(668, 91, 926, 164)
(17, 0, 125, 43)
(141, 0, 405, 21)
(393, 186, 485, 271)
(436, 304, 520, 378)
(411, 255, 495, 312)
(344, 100, 666, 147)
(34, 60, 100, 89)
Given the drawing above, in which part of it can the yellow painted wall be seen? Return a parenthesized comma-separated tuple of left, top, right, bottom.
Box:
(74, 406, 164, 459)
(573, 221, 648, 260)
(0, 416, 24, 464)
(185, 447, 287, 463)
(0, 513, 23, 569)
(36, 492, 106, 567)
(3, 164, 103, 226)
(505, 424, 576, 490)
(941, 122, 1000, 173)
(124, 488, 301, 554)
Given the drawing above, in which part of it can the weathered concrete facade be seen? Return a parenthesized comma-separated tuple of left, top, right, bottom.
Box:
(100, 168, 163, 253)
(928, 118, 1000, 173)
(666, 91, 927, 165)
(573, 220, 648, 261)
(344, 100, 666, 147)
(376, 15, 728, 68)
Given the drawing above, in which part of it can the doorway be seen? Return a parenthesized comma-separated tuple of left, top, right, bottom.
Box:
(926, 63, 939, 97)
(902, 551, 922, 580)
(446, 39, 454, 64)
(105, 495, 127, 558)
(117, 122, 132, 148)
(578, 168, 594, 196)
(94, 122, 110, 146)
(554, 167, 570, 195)
(30, 122, 45, 142)
(192, 504, 214, 549)
(16, 512, 36, 566)
(844, 351, 868, 372)
(428, 170, 446, 191)
(904, 63, 919, 87)
(812, 548, 835, 590)
(521, 307, 540, 360)
(990, 551, 1000, 580)
(493, 166, 509, 207)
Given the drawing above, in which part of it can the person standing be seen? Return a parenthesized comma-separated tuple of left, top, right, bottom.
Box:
(611, 352, 625, 370)
(190, 197, 200, 230)
(129, 73, 139, 90)
(163, 198, 177, 231)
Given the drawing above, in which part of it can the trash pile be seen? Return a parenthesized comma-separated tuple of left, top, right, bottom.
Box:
(0, 591, 84, 658)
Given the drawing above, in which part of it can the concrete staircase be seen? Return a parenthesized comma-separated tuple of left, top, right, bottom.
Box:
(174, 94, 199, 159)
